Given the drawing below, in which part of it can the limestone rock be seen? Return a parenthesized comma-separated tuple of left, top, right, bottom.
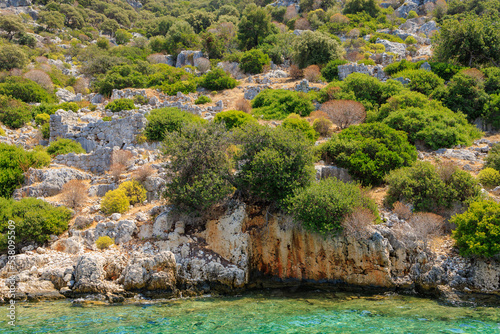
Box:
(16, 167, 91, 197)
(56, 88, 77, 102)
(119, 251, 176, 290)
(51, 237, 84, 254)
(176, 51, 203, 68)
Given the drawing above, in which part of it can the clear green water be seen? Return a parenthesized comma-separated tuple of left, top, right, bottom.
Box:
(0, 292, 499, 333)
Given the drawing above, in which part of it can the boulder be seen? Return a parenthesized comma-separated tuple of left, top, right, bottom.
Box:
(176, 51, 203, 68)
(376, 38, 406, 57)
(56, 88, 77, 102)
(395, 0, 418, 18)
(153, 209, 174, 239)
(51, 237, 84, 254)
(119, 251, 177, 290)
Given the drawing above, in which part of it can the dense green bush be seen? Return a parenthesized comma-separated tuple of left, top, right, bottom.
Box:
(163, 122, 233, 212)
(0, 96, 32, 129)
(239, 49, 270, 74)
(0, 197, 71, 248)
(385, 161, 481, 212)
(161, 79, 197, 96)
(35, 113, 50, 125)
(0, 144, 50, 198)
(321, 59, 348, 82)
(0, 45, 28, 71)
(374, 91, 429, 121)
(438, 72, 489, 122)
(382, 106, 482, 150)
(482, 67, 500, 95)
(41, 123, 50, 139)
(96, 236, 114, 249)
(340, 73, 405, 109)
(214, 110, 257, 130)
(485, 143, 500, 171)
(477, 168, 500, 188)
(281, 116, 319, 142)
(392, 69, 444, 95)
(252, 89, 315, 120)
(317, 123, 417, 185)
(117, 180, 146, 205)
(0, 77, 55, 103)
(200, 68, 238, 91)
(101, 189, 130, 214)
(106, 98, 135, 112)
(46, 138, 85, 156)
(343, 0, 380, 17)
(194, 95, 212, 104)
(144, 107, 203, 142)
(451, 200, 500, 257)
(287, 178, 378, 235)
(429, 62, 464, 81)
(292, 30, 343, 68)
(384, 60, 420, 76)
(483, 94, 500, 129)
(234, 124, 315, 204)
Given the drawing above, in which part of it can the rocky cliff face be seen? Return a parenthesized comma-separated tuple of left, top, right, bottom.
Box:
(1, 203, 499, 304)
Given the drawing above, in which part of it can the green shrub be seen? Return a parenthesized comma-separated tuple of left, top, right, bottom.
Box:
(200, 68, 238, 91)
(374, 91, 429, 121)
(384, 59, 419, 76)
(35, 113, 50, 125)
(0, 77, 55, 103)
(195, 95, 212, 105)
(46, 138, 85, 156)
(239, 49, 270, 74)
(0, 96, 32, 129)
(163, 122, 234, 212)
(385, 161, 481, 212)
(382, 106, 482, 150)
(485, 143, 500, 171)
(321, 59, 348, 82)
(133, 95, 149, 105)
(406, 10, 418, 19)
(451, 200, 500, 257)
(96, 236, 114, 249)
(41, 123, 50, 139)
(0, 144, 50, 198)
(438, 72, 489, 122)
(102, 116, 112, 121)
(483, 67, 500, 95)
(0, 127, 4, 136)
(317, 123, 417, 186)
(368, 32, 404, 44)
(392, 69, 444, 95)
(234, 124, 315, 204)
(0, 197, 71, 248)
(287, 177, 379, 235)
(252, 89, 315, 120)
(404, 35, 417, 44)
(292, 30, 343, 68)
(0, 45, 28, 71)
(106, 98, 135, 112)
(483, 93, 500, 129)
(144, 107, 203, 142)
(357, 59, 375, 65)
(312, 117, 333, 136)
(161, 79, 197, 96)
(478, 167, 500, 188)
(281, 116, 319, 142)
(101, 189, 130, 214)
(429, 62, 464, 81)
(117, 180, 147, 205)
(214, 110, 257, 130)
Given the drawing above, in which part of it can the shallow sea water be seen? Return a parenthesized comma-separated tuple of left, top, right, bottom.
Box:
(0, 292, 499, 333)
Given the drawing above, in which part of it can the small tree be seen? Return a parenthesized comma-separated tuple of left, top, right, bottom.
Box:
(163, 122, 233, 212)
(238, 4, 273, 50)
(292, 30, 342, 68)
(234, 124, 315, 204)
(239, 49, 270, 74)
(321, 100, 366, 129)
(0, 45, 28, 71)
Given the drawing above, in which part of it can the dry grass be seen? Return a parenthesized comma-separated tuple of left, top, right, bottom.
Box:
(112, 150, 133, 166)
(133, 165, 155, 183)
(234, 97, 252, 113)
(393, 201, 412, 220)
(289, 65, 303, 80)
(61, 179, 88, 209)
(342, 208, 375, 240)
(73, 77, 90, 95)
(194, 57, 211, 73)
(24, 69, 54, 92)
(295, 18, 311, 30)
(304, 65, 321, 82)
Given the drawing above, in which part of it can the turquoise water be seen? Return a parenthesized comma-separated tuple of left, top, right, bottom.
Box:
(0, 292, 499, 333)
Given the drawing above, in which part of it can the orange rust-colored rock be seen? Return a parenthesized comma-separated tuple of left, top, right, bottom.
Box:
(246, 213, 395, 287)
